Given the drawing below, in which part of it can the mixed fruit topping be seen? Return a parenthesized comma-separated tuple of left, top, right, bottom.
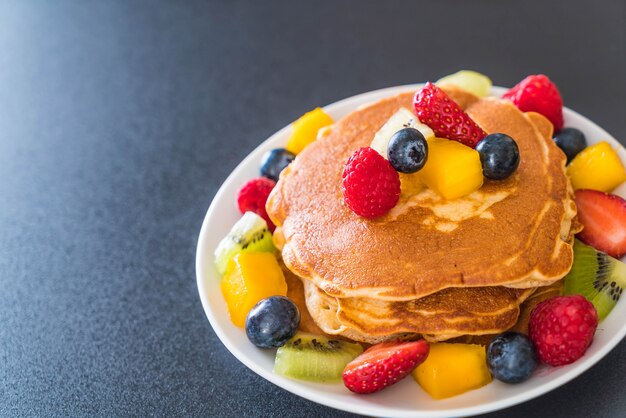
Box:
(343, 78, 524, 218)
(210, 70, 626, 401)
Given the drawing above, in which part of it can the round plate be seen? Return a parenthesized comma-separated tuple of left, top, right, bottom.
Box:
(196, 85, 626, 417)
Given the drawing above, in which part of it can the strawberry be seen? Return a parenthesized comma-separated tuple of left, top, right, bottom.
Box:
(412, 82, 487, 148)
(342, 339, 429, 394)
(575, 189, 626, 258)
(502, 74, 564, 131)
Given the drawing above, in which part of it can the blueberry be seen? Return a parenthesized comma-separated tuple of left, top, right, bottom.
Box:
(260, 148, 296, 182)
(387, 128, 428, 173)
(553, 127, 587, 164)
(475, 133, 520, 180)
(487, 332, 538, 383)
(245, 296, 300, 348)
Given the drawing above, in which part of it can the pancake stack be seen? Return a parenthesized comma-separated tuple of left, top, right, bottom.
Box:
(267, 87, 579, 344)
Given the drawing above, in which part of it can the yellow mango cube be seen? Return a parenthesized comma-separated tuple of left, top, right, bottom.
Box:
(286, 108, 334, 155)
(413, 343, 492, 400)
(567, 141, 626, 192)
(221, 252, 287, 327)
(399, 173, 425, 198)
(417, 138, 484, 199)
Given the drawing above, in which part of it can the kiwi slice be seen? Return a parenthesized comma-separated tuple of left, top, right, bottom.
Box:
(213, 212, 276, 275)
(564, 240, 626, 320)
(274, 333, 363, 382)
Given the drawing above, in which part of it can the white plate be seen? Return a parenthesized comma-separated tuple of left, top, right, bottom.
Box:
(196, 85, 626, 417)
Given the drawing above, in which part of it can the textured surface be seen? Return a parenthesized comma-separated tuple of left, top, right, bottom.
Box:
(0, 1, 624, 417)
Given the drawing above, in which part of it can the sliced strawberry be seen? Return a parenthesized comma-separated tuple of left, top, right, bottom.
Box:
(502, 74, 564, 131)
(575, 189, 626, 258)
(342, 339, 429, 394)
(412, 82, 487, 148)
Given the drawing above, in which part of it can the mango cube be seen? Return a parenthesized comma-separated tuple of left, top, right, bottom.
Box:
(417, 138, 484, 199)
(221, 252, 287, 327)
(399, 173, 425, 198)
(286, 108, 334, 155)
(413, 343, 492, 399)
(567, 141, 626, 192)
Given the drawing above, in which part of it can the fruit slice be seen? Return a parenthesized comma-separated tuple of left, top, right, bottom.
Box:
(575, 189, 626, 258)
(343, 340, 429, 394)
(370, 107, 435, 159)
(221, 252, 287, 327)
(436, 70, 492, 98)
(214, 212, 276, 275)
(502, 74, 564, 131)
(274, 333, 363, 382)
(412, 343, 492, 400)
(567, 141, 626, 192)
(286, 108, 334, 155)
(564, 240, 626, 320)
(413, 82, 487, 148)
(417, 137, 484, 199)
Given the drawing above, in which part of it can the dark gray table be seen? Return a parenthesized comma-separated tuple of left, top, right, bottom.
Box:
(1, 1, 624, 417)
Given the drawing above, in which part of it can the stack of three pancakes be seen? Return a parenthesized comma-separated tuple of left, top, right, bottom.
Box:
(267, 87, 579, 344)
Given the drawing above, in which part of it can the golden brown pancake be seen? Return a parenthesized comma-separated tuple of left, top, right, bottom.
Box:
(303, 279, 535, 343)
(267, 88, 577, 301)
(452, 280, 564, 346)
(283, 262, 331, 337)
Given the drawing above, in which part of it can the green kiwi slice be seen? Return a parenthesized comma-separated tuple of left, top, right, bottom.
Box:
(213, 212, 276, 275)
(274, 333, 363, 382)
(564, 239, 626, 320)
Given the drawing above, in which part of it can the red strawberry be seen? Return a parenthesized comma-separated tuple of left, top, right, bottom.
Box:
(575, 189, 626, 258)
(237, 177, 276, 231)
(342, 340, 429, 394)
(529, 295, 597, 366)
(342, 147, 400, 218)
(412, 82, 487, 148)
(502, 74, 564, 131)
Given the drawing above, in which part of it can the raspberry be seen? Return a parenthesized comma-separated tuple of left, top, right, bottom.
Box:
(502, 74, 564, 131)
(237, 177, 276, 231)
(342, 147, 400, 218)
(528, 295, 598, 366)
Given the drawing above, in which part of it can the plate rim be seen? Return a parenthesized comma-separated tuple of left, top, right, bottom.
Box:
(195, 84, 626, 417)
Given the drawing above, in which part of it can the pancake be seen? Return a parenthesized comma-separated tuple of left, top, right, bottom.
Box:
(283, 262, 332, 337)
(267, 88, 577, 301)
(451, 280, 564, 346)
(303, 280, 536, 343)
